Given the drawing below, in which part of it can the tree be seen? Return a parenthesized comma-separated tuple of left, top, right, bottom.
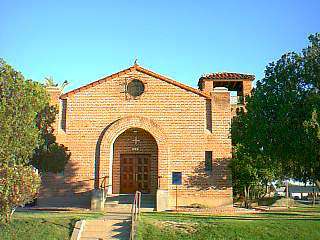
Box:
(230, 144, 278, 207)
(44, 76, 69, 90)
(0, 59, 48, 166)
(0, 59, 69, 222)
(44, 76, 58, 87)
(0, 59, 70, 172)
(0, 59, 48, 222)
(231, 33, 320, 191)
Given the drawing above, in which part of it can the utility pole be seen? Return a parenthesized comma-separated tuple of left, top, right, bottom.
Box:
(313, 182, 316, 207)
(286, 180, 289, 208)
(176, 185, 178, 212)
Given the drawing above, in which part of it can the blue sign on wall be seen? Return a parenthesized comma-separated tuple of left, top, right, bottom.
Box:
(172, 172, 182, 185)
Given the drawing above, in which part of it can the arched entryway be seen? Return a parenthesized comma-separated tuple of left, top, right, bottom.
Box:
(112, 128, 158, 194)
(96, 116, 169, 198)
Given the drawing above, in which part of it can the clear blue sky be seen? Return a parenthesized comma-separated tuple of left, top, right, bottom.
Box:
(1, 0, 319, 91)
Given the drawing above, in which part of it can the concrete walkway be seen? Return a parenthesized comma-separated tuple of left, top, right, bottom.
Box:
(79, 213, 131, 240)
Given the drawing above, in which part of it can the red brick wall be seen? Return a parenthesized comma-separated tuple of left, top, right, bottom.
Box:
(39, 67, 233, 208)
(243, 81, 252, 99)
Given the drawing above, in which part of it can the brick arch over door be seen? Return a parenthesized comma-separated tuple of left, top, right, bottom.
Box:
(96, 116, 169, 194)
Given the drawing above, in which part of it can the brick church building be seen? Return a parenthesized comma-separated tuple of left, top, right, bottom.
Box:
(39, 63, 253, 210)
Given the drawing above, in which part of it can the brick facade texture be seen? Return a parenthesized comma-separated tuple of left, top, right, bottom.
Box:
(39, 65, 236, 209)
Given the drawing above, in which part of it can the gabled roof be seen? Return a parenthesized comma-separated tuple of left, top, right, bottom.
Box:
(199, 72, 255, 81)
(60, 64, 210, 99)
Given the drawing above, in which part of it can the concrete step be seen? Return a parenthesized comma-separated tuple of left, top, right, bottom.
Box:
(105, 194, 156, 212)
(105, 202, 155, 209)
(105, 204, 131, 209)
(106, 194, 155, 202)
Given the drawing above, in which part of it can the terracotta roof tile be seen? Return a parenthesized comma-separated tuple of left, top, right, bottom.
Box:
(200, 72, 255, 80)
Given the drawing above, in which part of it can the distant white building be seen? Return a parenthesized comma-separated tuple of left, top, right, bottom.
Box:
(288, 186, 319, 199)
(275, 185, 319, 199)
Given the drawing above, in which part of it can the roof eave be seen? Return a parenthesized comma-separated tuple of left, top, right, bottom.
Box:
(60, 65, 210, 99)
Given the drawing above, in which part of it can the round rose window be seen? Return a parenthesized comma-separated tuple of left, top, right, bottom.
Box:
(127, 79, 145, 97)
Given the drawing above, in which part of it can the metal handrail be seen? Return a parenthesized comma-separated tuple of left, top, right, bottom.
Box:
(62, 176, 108, 185)
(99, 176, 108, 191)
(130, 191, 141, 240)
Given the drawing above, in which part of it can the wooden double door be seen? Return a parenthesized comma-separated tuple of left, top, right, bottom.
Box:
(120, 154, 151, 193)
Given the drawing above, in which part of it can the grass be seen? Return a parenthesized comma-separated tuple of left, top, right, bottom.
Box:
(137, 205, 320, 240)
(0, 210, 104, 240)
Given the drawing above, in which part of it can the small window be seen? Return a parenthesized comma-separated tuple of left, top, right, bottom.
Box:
(61, 99, 67, 131)
(172, 172, 182, 185)
(205, 151, 212, 172)
(127, 79, 145, 97)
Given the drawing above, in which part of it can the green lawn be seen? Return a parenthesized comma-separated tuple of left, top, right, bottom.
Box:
(137, 206, 320, 240)
(0, 211, 104, 240)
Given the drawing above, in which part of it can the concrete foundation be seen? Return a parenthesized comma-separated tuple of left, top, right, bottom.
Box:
(156, 189, 168, 211)
(91, 189, 105, 211)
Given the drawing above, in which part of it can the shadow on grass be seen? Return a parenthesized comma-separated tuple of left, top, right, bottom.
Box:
(39, 218, 79, 236)
(15, 210, 103, 217)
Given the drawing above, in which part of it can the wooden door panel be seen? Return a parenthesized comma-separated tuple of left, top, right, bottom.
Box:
(120, 155, 135, 193)
(136, 155, 150, 193)
(120, 154, 151, 194)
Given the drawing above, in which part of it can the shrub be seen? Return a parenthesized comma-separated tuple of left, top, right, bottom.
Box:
(0, 164, 41, 223)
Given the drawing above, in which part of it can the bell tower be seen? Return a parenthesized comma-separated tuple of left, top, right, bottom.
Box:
(199, 72, 255, 116)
